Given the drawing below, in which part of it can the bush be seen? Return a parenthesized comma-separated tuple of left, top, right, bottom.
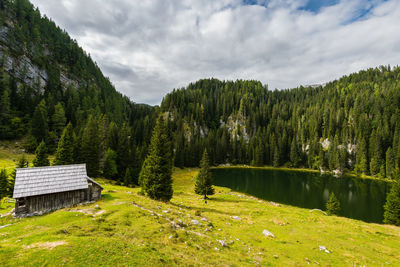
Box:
(326, 193, 341, 216)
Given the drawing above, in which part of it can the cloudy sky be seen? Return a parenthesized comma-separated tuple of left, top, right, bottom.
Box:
(30, 0, 400, 105)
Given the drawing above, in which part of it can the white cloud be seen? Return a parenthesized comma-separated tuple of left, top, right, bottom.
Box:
(30, 0, 400, 105)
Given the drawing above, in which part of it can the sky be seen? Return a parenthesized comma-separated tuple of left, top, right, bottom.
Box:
(30, 0, 400, 105)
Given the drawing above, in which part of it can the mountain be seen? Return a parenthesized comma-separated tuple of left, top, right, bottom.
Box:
(0, 0, 156, 138)
(162, 68, 400, 179)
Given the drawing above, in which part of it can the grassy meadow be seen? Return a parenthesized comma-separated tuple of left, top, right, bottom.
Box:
(0, 145, 399, 266)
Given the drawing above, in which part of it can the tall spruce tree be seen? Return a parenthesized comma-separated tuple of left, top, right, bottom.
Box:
(32, 141, 50, 167)
(103, 148, 117, 179)
(81, 116, 100, 177)
(30, 103, 48, 144)
(139, 115, 173, 202)
(195, 150, 214, 199)
(51, 102, 66, 137)
(383, 181, 400, 225)
(53, 122, 74, 165)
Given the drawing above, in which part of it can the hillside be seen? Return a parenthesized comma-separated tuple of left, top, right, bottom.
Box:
(162, 69, 400, 180)
(0, 0, 157, 183)
(0, 167, 399, 266)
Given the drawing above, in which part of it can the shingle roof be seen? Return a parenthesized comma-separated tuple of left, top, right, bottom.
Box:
(13, 164, 89, 198)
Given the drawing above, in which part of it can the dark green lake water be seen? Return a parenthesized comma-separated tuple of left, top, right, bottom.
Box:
(212, 168, 392, 223)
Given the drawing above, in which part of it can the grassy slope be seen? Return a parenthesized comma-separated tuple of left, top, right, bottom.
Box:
(0, 168, 399, 266)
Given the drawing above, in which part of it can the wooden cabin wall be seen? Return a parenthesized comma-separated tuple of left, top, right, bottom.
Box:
(16, 189, 86, 216)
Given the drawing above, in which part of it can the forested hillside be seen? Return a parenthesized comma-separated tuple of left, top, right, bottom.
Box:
(1, 0, 399, 184)
(0, 0, 157, 184)
(162, 67, 400, 179)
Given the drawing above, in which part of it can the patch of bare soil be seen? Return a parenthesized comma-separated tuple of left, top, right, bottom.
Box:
(26, 241, 67, 250)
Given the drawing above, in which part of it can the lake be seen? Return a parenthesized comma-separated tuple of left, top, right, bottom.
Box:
(212, 168, 392, 223)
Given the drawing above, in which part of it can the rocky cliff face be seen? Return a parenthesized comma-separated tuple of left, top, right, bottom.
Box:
(0, 24, 79, 93)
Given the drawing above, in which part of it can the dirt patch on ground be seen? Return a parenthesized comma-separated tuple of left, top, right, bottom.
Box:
(69, 208, 105, 216)
(26, 241, 67, 250)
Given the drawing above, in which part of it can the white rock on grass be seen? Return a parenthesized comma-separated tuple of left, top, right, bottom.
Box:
(319, 245, 330, 253)
(262, 229, 275, 238)
(191, 219, 201, 225)
(232, 216, 241, 220)
(201, 217, 208, 221)
(217, 240, 228, 247)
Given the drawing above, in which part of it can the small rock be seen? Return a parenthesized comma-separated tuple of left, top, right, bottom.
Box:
(273, 255, 279, 259)
(319, 245, 330, 253)
(232, 216, 241, 220)
(191, 219, 201, 225)
(169, 235, 173, 239)
(262, 229, 275, 238)
(0, 224, 11, 229)
(162, 210, 170, 213)
(214, 247, 219, 251)
(217, 240, 228, 247)
(201, 217, 208, 221)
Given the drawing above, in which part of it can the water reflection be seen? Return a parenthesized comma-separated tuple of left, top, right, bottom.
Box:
(212, 168, 391, 223)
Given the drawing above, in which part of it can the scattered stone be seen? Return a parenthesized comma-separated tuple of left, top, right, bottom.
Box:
(169, 235, 173, 239)
(191, 219, 201, 225)
(231, 216, 241, 220)
(217, 240, 228, 247)
(269, 202, 280, 207)
(127, 191, 132, 194)
(262, 229, 275, 238)
(273, 255, 279, 259)
(162, 210, 170, 213)
(201, 217, 208, 222)
(319, 245, 330, 253)
(214, 247, 219, 251)
(0, 224, 11, 229)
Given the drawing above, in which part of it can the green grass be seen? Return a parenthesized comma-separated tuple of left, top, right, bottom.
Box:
(0, 169, 399, 266)
(0, 144, 399, 266)
(0, 140, 53, 171)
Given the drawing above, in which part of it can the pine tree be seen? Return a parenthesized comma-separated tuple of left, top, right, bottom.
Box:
(31, 103, 48, 143)
(326, 192, 341, 216)
(107, 122, 119, 151)
(139, 115, 173, 202)
(53, 123, 74, 165)
(117, 123, 130, 177)
(383, 181, 400, 225)
(32, 141, 50, 167)
(290, 137, 300, 167)
(103, 148, 117, 179)
(124, 167, 133, 187)
(386, 147, 395, 179)
(273, 145, 280, 167)
(0, 169, 8, 199)
(51, 102, 66, 137)
(195, 150, 214, 199)
(81, 116, 100, 177)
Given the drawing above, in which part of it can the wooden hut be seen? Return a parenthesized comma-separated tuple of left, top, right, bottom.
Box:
(12, 164, 103, 217)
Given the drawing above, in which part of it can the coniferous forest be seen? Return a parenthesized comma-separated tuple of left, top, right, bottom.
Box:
(1, 0, 400, 188)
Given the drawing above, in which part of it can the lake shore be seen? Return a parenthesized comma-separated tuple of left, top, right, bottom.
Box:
(212, 165, 396, 182)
